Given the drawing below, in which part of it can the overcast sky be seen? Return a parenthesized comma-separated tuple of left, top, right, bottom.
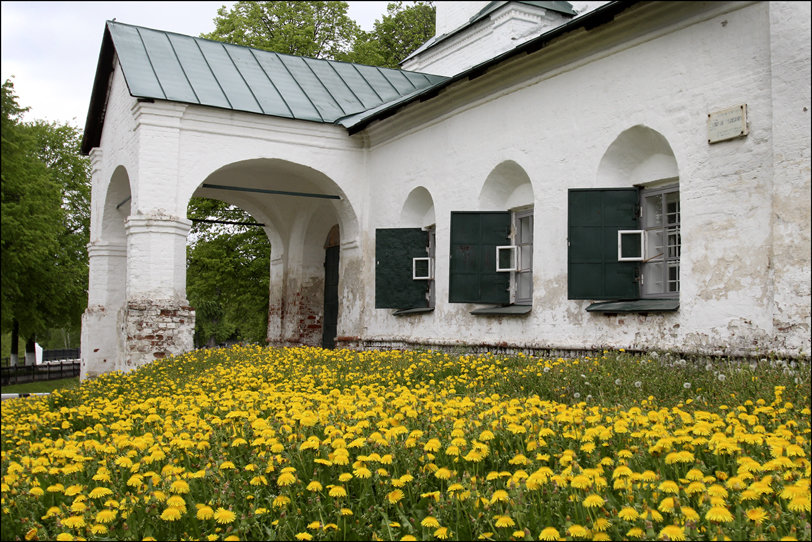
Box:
(0, 1, 390, 128)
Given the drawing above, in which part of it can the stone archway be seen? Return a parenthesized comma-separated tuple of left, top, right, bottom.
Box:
(81, 164, 131, 379)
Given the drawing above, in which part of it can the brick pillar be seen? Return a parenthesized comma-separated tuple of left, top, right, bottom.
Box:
(122, 214, 195, 371)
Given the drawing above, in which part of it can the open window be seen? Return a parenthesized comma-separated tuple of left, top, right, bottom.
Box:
(375, 227, 435, 313)
(568, 185, 679, 312)
(449, 210, 533, 313)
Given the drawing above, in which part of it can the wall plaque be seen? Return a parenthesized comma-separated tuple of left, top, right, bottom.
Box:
(707, 104, 748, 144)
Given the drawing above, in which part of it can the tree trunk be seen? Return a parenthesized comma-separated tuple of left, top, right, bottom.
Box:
(25, 336, 36, 366)
(10, 319, 19, 366)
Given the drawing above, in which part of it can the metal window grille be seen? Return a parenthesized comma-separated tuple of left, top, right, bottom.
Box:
(640, 186, 680, 298)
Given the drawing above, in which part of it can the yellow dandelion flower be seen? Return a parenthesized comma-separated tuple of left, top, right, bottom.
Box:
(658, 480, 679, 494)
(434, 526, 451, 539)
(593, 518, 610, 532)
(88, 486, 113, 499)
(273, 496, 291, 508)
(658, 497, 676, 514)
(619, 507, 639, 521)
(490, 489, 509, 503)
(95, 509, 117, 524)
(495, 515, 515, 528)
(340, 508, 353, 516)
(354, 466, 372, 479)
(277, 472, 296, 486)
(170, 480, 190, 494)
(29, 487, 45, 497)
(62, 516, 86, 529)
(64, 485, 83, 496)
(626, 528, 645, 539)
(567, 525, 588, 537)
(681, 507, 699, 522)
(387, 489, 404, 504)
(161, 506, 183, 521)
(538, 527, 561, 541)
(329, 485, 347, 498)
(401, 536, 417, 541)
(421, 490, 441, 501)
(583, 494, 605, 508)
(593, 533, 611, 541)
(433, 467, 452, 480)
(705, 506, 734, 523)
(659, 525, 686, 541)
(214, 507, 236, 524)
(90, 524, 108, 535)
(197, 505, 214, 520)
(219, 461, 235, 470)
(421, 516, 440, 528)
(338, 472, 353, 482)
(306, 481, 323, 492)
(56, 534, 74, 541)
(307, 521, 322, 529)
(746, 507, 768, 523)
(788, 495, 810, 512)
(295, 533, 313, 541)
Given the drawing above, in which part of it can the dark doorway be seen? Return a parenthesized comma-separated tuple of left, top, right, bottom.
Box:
(322, 226, 340, 348)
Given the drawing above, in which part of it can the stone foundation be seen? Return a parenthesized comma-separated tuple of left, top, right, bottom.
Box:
(122, 300, 195, 372)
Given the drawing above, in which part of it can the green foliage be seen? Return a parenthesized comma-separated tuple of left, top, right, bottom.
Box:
(202, 1, 436, 69)
(203, 1, 360, 59)
(186, 198, 270, 347)
(0, 80, 90, 341)
(343, 1, 436, 68)
(1, 376, 79, 394)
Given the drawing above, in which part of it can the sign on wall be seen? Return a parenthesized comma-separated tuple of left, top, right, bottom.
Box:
(707, 104, 748, 144)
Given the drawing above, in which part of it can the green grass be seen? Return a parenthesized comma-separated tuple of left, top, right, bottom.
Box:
(1, 376, 80, 394)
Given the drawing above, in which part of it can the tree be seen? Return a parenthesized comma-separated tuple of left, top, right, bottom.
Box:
(186, 198, 270, 347)
(344, 2, 436, 68)
(203, 1, 360, 59)
(1, 79, 90, 363)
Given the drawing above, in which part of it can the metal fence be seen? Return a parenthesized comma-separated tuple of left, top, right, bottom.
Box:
(1, 361, 81, 386)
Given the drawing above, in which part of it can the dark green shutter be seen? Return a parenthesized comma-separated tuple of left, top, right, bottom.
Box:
(449, 212, 511, 304)
(375, 228, 429, 309)
(568, 188, 639, 300)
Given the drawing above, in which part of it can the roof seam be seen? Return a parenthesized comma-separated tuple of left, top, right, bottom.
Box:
(325, 61, 365, 111)
(350, 63, 383, 103)
(165, 35, 201, 105)
(373, 66, 400, 95)
(134, 27, 167, 100)
(221, 43, 266, 114)
(302, 59, 348, 116)
(247, 48, 295, 119)
(275, 54, 324, 122)
(193, 38, 233, 109)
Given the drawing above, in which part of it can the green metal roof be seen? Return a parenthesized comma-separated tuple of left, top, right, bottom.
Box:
(82, 21, 447, 152)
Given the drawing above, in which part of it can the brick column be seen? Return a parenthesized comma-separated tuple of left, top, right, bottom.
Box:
(122, 214, 195, 371)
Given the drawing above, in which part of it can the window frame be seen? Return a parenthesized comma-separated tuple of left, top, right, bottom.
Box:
(638, 184, 680, 299)
(511, 207, 534, 306)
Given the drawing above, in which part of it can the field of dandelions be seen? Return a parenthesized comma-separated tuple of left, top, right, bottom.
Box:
(1, 346, 810, 541)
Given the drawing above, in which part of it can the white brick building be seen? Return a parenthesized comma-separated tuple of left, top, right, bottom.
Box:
(80, 1, 811, 378)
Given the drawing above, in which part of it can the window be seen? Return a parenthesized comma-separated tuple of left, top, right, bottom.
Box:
(640, 186, 680, 297)
(449, 210, 533, 308)
(513, 209, 534, 305)
(375, 227, 434, 312)
(568, 185, 679, 305)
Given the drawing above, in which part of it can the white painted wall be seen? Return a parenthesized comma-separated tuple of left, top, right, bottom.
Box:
(83, 1, 811, 375)
(362, 1, 811, 357)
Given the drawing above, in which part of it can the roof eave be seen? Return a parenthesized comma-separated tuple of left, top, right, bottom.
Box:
(81, 22, 116, 155)
(349, 1, 638, 135)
